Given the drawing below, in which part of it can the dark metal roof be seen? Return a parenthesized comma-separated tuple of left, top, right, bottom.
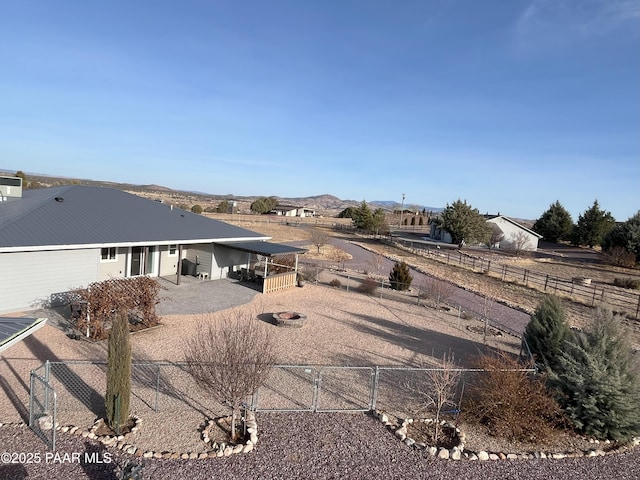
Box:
(216, 241, 307, 256)
(0, 186, 268, 250)
(0, 317, 48, 353)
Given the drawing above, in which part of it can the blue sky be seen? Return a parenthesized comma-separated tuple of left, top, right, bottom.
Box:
(1, 0, 638, 220)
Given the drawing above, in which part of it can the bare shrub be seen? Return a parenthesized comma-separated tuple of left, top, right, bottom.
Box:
(329, 278, 342, 288)
(465, 352, 565, 443)
(358, 277, 379, 295)
(184, 310, 278, 441)
(298, 264, 323, 283)
(508, 231, 531, 257)
(72, 277, 164, 340)
(613, 277, 640, 290)
(367, 252, 386, 277)
(423, 276, 456, 308)
(605, 246, 636, 268)
(404, 353, 461, 443)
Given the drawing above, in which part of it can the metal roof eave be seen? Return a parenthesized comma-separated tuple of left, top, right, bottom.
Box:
(215, 240, 308, 256)
(0, 317, 48, 354)
(0, 236, 272, 254)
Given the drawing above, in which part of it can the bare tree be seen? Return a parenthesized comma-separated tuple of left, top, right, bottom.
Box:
(367, 251, 386, 277)
(184, 310, 278, 441)
(480, 295, 496, 344)
(405, 353, 461, 443)
(309, 227, 331, 254)
(329, 248, 350, 271)
(423, 276, 456, 309)
(487, 224, 505, 249)
(509, 231, 531, 257)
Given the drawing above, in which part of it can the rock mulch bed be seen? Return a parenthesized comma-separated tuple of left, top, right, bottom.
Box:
(373, 410, 640, 461)
(50, 411, 259, 461)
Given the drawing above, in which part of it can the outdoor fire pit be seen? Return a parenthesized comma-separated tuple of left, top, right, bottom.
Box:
(273, 311, 307, 328)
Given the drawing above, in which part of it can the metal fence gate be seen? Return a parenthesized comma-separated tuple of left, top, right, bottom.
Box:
(252, 366, 376, 413)
(29, 361, 57, 450)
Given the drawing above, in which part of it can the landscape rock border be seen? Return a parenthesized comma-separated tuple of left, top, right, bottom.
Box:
(373, 410, 640, 461)
(31, 411, 259, 460)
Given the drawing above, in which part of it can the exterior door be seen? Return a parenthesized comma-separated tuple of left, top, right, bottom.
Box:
(130, 247, 143, 276)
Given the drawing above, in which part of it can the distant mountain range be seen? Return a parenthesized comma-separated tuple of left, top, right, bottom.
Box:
(0, 170, 442, 216)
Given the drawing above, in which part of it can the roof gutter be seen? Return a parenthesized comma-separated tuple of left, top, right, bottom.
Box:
(0, 236, 272, 254)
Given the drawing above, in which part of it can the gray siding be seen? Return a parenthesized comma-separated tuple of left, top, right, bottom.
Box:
(213, 245, 250, 279)
(97, 247, 128, 280)
(0, 249, 99, 314)
(185, 244, 213, 278)
(159, 245, 182, 277)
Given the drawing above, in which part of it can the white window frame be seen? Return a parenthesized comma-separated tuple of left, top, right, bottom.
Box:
(100, 247, 117, 262)
(168, 244, 178, 257)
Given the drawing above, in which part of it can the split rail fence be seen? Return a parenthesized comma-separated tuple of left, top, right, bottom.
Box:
(389, 238, 640, 320)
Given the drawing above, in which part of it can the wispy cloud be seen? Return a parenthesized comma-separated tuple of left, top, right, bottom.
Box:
(515, 0, 640, 50)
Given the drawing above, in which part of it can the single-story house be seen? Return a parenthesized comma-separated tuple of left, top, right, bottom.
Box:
(0, 180, 305, 314)
(429, 215, 542, 251)
(269, 205, 316, 217)
(485, 215, 542, 251)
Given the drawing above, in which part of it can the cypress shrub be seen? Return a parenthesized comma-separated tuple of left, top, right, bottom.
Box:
(389, 261, 413, 291)
(105, 313, 131, 430)
(555, 306, 640, 443)
(523, 295, 571, 376)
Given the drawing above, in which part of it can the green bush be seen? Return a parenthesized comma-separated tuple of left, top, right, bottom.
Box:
(613, 277, 640, 290)
(554, 306, 640, 443)
(389, 261, 413, 291)
(524, 296, 570, 376)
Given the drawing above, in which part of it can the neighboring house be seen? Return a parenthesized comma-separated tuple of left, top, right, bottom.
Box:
(429, 215, 542, 251)
(269, 205, 315, 217)
(0, 181, 304, 314)
(485, 215, 542, 252)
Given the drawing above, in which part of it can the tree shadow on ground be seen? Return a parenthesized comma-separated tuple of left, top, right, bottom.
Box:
(333, 310, 502, 367)
(23, 336, 105, 418)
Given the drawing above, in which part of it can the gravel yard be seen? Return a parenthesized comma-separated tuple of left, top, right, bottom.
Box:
(1, 278, 637, 479)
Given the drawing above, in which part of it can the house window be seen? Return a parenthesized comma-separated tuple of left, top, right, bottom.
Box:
(168, 244, 178, 256)
(100, 247, 117, 262)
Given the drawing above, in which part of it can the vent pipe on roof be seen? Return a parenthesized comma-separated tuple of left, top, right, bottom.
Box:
(54, 197, 64, 203)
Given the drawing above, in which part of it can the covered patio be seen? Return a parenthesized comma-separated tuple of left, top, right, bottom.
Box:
(213, 241, 307, 294)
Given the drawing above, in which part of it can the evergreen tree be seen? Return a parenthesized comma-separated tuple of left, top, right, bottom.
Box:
(352, 201, 373, 231)
(437, 199, 490, 246)
(572, 200, 615, 248)
(337, 207, 356, 218)
(250, 196, 278, 214)
(555, 306, 640, 443)
(216, 200, 230, 213)
(389, 261, 413, 291)
(533, 201, 574, 242)
(602, 211, 640, 264)
(524, 296, 570, 375)
(105, 314, 131, 430)
(191, 204, 203, 214)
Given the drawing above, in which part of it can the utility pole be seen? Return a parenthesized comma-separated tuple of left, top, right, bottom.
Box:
(399, 193, 406, 230)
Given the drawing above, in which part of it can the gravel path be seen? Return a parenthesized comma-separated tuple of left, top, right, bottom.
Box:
(2, 413, 639, 480)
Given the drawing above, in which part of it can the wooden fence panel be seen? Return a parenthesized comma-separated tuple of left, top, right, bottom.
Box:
(263, 271, 297, 294)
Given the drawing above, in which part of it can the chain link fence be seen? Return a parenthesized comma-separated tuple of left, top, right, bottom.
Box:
(30, 359, 535, 451)
(29, 362, 57, 450)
